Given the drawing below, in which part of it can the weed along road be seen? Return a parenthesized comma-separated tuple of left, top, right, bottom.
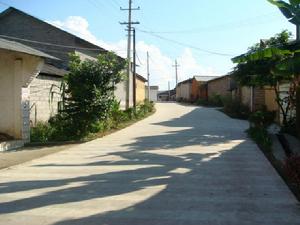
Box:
(0, 103, 299, 225)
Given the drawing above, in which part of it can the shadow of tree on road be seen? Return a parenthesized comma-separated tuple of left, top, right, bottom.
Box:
(0, 107, 297, 225)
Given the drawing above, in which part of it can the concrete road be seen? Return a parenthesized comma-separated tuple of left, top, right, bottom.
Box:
(0, 103, 299, 225)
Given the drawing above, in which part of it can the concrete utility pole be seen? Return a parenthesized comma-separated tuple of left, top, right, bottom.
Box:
(132, 27, 136, 108)
(172, 60, 180, 87)
(147, 51, 150, 101)
(120, 0, 140, 109)
(168, 81, 171, 100)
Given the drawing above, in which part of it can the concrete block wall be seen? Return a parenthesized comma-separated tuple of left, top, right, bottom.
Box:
(29, 75, 62, 124)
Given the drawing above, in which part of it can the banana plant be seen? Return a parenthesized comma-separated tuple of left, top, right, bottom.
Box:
(268, 0, 300, 39)
(268, 0, 300, 24)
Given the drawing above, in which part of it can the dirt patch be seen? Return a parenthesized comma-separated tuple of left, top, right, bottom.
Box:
(0, 133, 14, 142)
(0, 144, 77, 170)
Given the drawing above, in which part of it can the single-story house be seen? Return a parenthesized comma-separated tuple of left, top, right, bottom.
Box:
(29, 64, 68, 125)
(192, 76, 218, 102)
(0, 38, 56, 150)
(135, 73, 147, 104)
(206, 74, 234, 100)
(146, 86, 159, 102)
(177, 76, 217, 102)
(0, 7, 133, 122)
(236, 83, 294, 123)
(176, 78, 192, 102)
(158, 89, 176, 101)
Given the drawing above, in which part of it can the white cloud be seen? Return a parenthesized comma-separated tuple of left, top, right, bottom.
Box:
(49, 16, 220, 90)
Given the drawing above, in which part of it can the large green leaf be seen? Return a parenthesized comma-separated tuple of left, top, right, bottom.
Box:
(232, 47, 292, 63)
(289, 0, 300, 6)
(268, 0, 300, 24)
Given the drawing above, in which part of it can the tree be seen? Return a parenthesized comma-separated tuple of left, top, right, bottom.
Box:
(51, 52, 126, 139)
(232, 31, 298, 126)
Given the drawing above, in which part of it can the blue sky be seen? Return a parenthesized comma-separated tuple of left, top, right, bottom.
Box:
(0, 0, 295, 90)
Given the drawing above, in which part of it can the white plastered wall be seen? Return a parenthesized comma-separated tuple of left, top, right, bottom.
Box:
(0, 49, 44, 142)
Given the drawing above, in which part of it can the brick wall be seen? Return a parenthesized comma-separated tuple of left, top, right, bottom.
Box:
(191, 79, 200, 102)
(207, 76, 231, 98)
(253, 87, 265, 110)
(29, 75, 62, 124)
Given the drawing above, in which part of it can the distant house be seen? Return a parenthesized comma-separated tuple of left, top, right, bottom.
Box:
(0, 7, 132, 124)
(158, 89, 176, 101)
(135, 74, 147, 104)
(176, 78, 192, 102)
(146, 86, 159, 102)
(0, 38, 56, 150)
(192, 76, 218, 102)
(177, 76, 217, 102)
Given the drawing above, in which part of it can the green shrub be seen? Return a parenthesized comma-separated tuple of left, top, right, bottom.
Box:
(90, 120, 107, 133)
(109, 100, 129, 127)
(223, 98, 250, 120)
(54, 52, 125, 139)
(196, 98, 209, 106)
(249, 108, 276, 128)
(247, 108, 275, 151)
(296, 86, 300, 138)
(30, 122, 54, 143)
(208, 94, 224, 107)
(284, 154, 300, 188)
(247, 127, 272, 151)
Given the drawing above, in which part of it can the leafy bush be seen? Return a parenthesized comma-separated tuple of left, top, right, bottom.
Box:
(297, 86, 300, 138)
(223, 98, 250, 120)
(281, 117, 298, 138)
(247, 127, 272, 151)
(109, 100, 129, 127)
(249, 108, 276, 128)
(247, 108, 275, 151)
(196, 98, 209, 106)
(30, 122, 54, 143)
(55, 52, 125, 138)
(284, 154, 300, 188)
(208, 94, 224, 107)
(31, 99, 155, 142)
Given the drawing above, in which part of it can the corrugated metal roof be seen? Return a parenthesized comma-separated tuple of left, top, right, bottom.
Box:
(40, 64, 68, 77)
(193, 76, 219, 82)
(0, 38, 57, 59)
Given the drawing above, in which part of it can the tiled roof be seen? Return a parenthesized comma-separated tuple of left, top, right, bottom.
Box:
(193, 76, 219, 82)
(0, 38, 57, 59)
(40, 64, 68, 77)
(136, 74, 147, 82)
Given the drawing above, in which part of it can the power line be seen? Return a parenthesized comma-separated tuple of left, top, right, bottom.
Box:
(110, 0, 121, 9)
(0, 34, 127, 52)
(136, 52, 143, 65)
(139, 12, 279, 34)
(0, 1, 9, 7)
(137, 28, 235, 57)
(87, 0, 120, 18)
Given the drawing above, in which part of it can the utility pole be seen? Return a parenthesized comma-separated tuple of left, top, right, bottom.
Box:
(147, 51, 150, 101)
(168, 81, 171, 100)
(132, 27, 136, 108)
(120, 0, 140, 109)
(172, 60, 180, 87)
